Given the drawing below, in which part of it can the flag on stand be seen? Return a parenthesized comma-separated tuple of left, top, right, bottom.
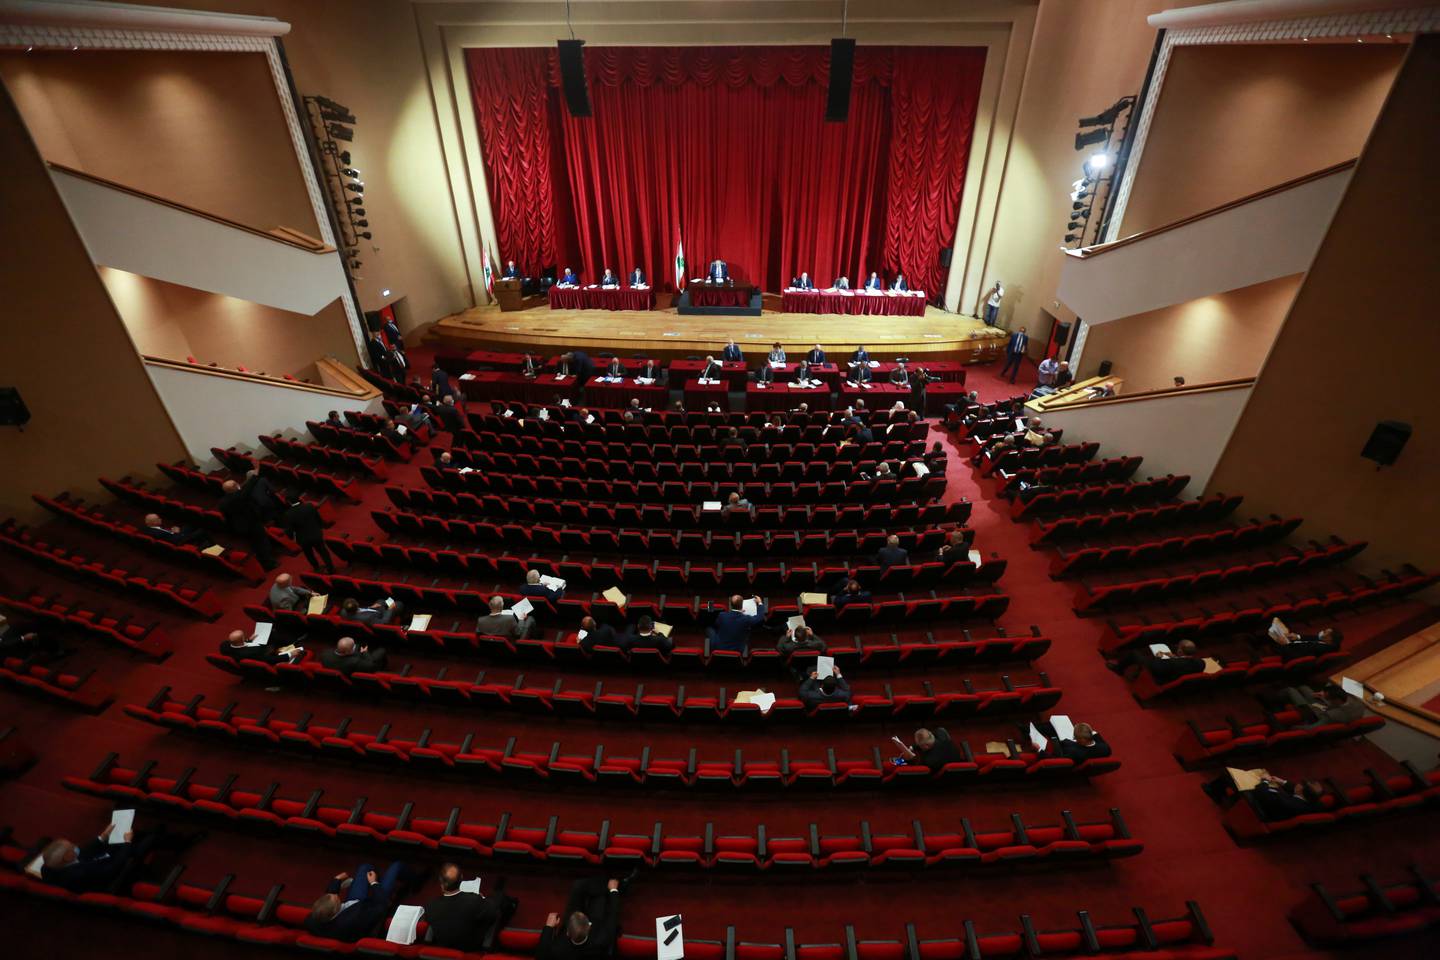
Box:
(482, 245, 495, 299)
(674, 237, 686, 292)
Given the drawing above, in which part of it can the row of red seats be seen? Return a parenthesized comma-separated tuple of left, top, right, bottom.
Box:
(33, 494, 262, 584)
(126, 687, 1119, 788)
(961, 412, 1037, 440)
(1030, 494, 1243, 546)
(344, 409, 430, 444)
(1101, 566, 1438, 651)
(994, 456, 1141, 495)
(198, 451, 361, 503)
(359, 364, 423, 401)
(300, 570, 1013, 627)
(1222, 762, 1440, 841)
(244, 603, 1044, 674)
(1011, 475, 1191, 520)
(0, 592, 170, 658)
(1130, 649, 1347, 704)
(308, 419, 412, 462)
(1173, 710, 1385, 768)
(328, 537, 1001, 593)
(979, 442, 1098, 477)
(1072, 538, 1366, 614)
(1049, 515, 1301, 577)
(66, 755, 1139, 873)
(1288, 863, 1439, 946)
(0, 522, 223, 620)
(98, 477, 299, 554)
(207, 653, 1059, 723)
(380, 489, 968, 533)
(258, 433, 387, 479)
(466, 410, 930, 443)
(451, 430, 927, 469)
(479, 396, 927, 426)
(0, 655, 111, 713)
(0, 833, 1226, 960)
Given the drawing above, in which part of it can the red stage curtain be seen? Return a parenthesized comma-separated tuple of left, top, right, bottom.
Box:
(466, 45, 985, 296)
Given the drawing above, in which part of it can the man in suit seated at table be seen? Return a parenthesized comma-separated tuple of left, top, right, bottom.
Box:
(706, 595, 766, 653)
(1113, 639, 1207, 685)
(832, 275, 851, 291)
(422, 863, 507, 951)
(340, 596, 399, 626)
(476, 595, 535, 640)
(558, 267, 579, 287)
(520, 353, 540, 379)
(708, 259, 729, 283)
(698, 355, 724, 381)
(604, 356, 626, 379)
(893, 273, 909, 292)
(793, 360, 814, 386)
(832, 579, 872, 608)
(559, 351, 596, 389)
(850, 362, 873, 386)
(850, 345, 871, 365)
(889, 363, 911, 387)
(521, 569, 564, 603)
(755, 361, 775, 386)
(141, 512, 210, 548)
(807, 343, 826, 364)
(635, 358, 660, 382)
(503, 260, 520, 279)
(721, 340, 744, 362)
(628, 267, 646, 287)
(864, 272, 883, 291)
(320, 636, 387, 675)
(794, 271, 814, 290)
(600, 268, 619, 288)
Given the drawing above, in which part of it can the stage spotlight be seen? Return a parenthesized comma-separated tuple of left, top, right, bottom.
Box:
(1083, 153, 1112, 177)
(1075, 127, 1109, 151)
(339, 151, 352, 164)
(1064, 234, 1082, 243)
(354, 219, 369, 228)
(353, 208, 366, 217)
(345, 183, 364, 194)
(342, 167, 359, 178)
(1071, 209, 1091, 220)
(328, 123, 354, 142)
(1077, 97, 1133, 129)
(320, 106, 357, 125)
(350, 259, 362, 269)
(359, 232, 372, 240)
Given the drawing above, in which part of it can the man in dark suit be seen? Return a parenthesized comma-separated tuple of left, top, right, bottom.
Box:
(999, 326, 1030, 383)
(320, 636, 387, 675)
(520, 353, 540, 379)
(604, 356, 626, 379)
(700, 355, 724, 381)
(1250, 776, 1327, 821)
(433, 395, 466, 435)
(218, 627, 297, 664)
(0, 614, 67, 663)
(794, 272, 814, 290)
(832, 579, 872, 608)
(1036, 720, 1113, 761)
(503, 260, 520, 279)
(707, 595, 766, 653)
(281, 499, 334, 573)
(833, 275, 851, 290)
(367, 333, 391, 377)
(40, 821, 152, 893)
(721, 340, 744, 362)
(559, 351, 596, 389)
(383, 316, 404, 349)
(1269, 626, 1342, 662)
(1116, 639, 1206, 685)
(864, 272, 883, 291)
(432, 364, 454, 401)
(141, 512, 210, 547)
(708, 259, 729, 283)
(244, 470, 285, 523)
(1053, 361, 1074, 388)
(897, 727, 963, 771)
(850, 363, 872, 386)
(539, 876, 627, 960)
(799, 668, 851, 708)
(807, 343, 826, 364)
(850, 345, 870, 365)
(628, 267, 646, 287)
(558, 267, 579, 287)
(618, 615, 674, 654)
(219, 479, 277, 570)
(423, 863, 507, 951)
(340, 597, 398, 626)
(875, 534, 909, 567)
(635, 358, 660, 381)
(476, 595, 535, 640)
(305, 862, 406, 943)
(755, 362, 774, 386)
(893, 273, 909, 292)
(889, 363, 911, 387)
(576, 615, 621, 652)
(600, 269, 619, 288)
(792, 360, 813, 385)
(520, 569, 564, 603)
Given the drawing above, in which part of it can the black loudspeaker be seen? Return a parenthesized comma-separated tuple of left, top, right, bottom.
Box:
(1054, 322, 1072, 347)
(825, 39, 856, 122)
(557, 39, 592, 118)
(937, 246, 953, 269)
(1097, 360, 1113, 377)
(0, 387, 31, 428)
(1360, 420, 1411, 466)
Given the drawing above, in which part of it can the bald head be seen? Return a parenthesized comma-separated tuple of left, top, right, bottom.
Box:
(567, 912, 593, 943)
(222, 480, 240, 494)
(438, 863, 462, 893)
(227, 629, 247, 647)
(335, 636, 356, 656)
(1177, 639, 1198, 656)
(914, 728, 936, 750)
(274, 573, 292, 589)
(1074, 722, 1095, 745)
(144, 513, 162, 528)
(526, 570, 541, 585)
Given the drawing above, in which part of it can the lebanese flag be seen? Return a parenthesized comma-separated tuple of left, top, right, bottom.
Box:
(482, 245, 495, 298)
(674, 236, 686, 292)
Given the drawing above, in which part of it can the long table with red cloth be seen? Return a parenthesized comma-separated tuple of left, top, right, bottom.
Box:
(549, 286, 656, 311)
(437, 349, 528, 376)
(584, 377, 670, 410)
(923, 380, 971, 416)
(745, 382, 831, 412)
(842, 361, 967, 385)
(458, 370, 577, 404)
(668, 359, 749, 389)
(838, 383, 914, 408)
(688, 284, 754, 308)
(683, 379, 731, 412)
(781, 289, 928, 316)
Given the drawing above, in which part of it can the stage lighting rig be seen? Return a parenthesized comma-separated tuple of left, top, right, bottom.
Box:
(303, 93, 376, 287)
(1062, 95, 1137, 250)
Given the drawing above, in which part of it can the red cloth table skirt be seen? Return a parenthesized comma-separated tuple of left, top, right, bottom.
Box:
(854, 361, 966, 384)
(689, 285, 752, 308)
(549, 286, 656, 311)
(669, 359, 749, 389)
(585, 378, 670, 410)
(458, 370, 578, 404)
(781, 289, 927, 316)
(838, 383, 913, 409)
(745, 382, 831, 412)
(436, 349, 529, 375)
(924, 381, 971, 416)
(683, 380, 731, 412)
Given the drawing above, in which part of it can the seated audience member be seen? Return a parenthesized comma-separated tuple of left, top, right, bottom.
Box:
(778, 625, 826, 659)
(889, 363, 910, 386)
(576, 615, 620, 652)
(807, 343, 826, 364)
(1250, 776, 1328, 821)
(768, 342, 787, 364)
(720, 427, 747, 455)
(438, 451, 454, 467)
(875, 534, 909, 567)
(281, 498, 336, 574)
(520, 569, 564, 603)
(832, 579, 872, 608)
(725, 491, 755, 517)
(1036, 721, 1112, 761)
(305, 862, 408, 943)
(849, 421, 875, 445)
(1114, 639, 1207, 684)
(326, 410, 345, 427)
(218, 627, 299, 665)
(520, 353, 540, 379)
(799, 667, 851, 708)
(1272, 683, 1366, 727)
(896, 727, 963, 771)
(40, 819, 154, 893)
(268, 572, 312, 611)
(1267, 625, 1343, 662)
(539, 876, 628, 960)
(423, 863, 510, 950)
(619, 615, 673, 654)
(864, 461, 893, 481)
(600, 268, 619, 288)
(604, 356, 626, 378)
(0, 613, 68, 663)
(755, 361, 775, 386)
(699, 355, 724, 381)
(707, 595, 767, 653)
(321, 636, 386, 675)
(721, 339, 744, 362)
(141, 512, 210, 547)
(340, 596, 399, 626)
(433, 395, 466, 434)
(476, 595, 535, 640)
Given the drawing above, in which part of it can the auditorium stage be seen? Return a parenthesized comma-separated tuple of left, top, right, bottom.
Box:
(430, 302, 1007, 363)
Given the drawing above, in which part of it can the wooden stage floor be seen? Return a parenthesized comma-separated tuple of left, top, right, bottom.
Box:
(430, 302, 1004, 362)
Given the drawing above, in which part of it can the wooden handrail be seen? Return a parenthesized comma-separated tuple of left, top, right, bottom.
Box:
(1064, 159, 1357, 260)
(47, 162, 334, 254)
(143, 356, 376, 399)
(1041, 377, 1255, 413)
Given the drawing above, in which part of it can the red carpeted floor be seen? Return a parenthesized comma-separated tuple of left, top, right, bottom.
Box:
(2, 349, 1437, 959)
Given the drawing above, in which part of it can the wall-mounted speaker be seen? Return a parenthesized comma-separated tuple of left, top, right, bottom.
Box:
(1054, 321, 1072, 347)
(1097, 360, 1113, 377)
(0, 387, 31, 428)
(1360, 420, 1411, 466)
(557, 39, 592, 118)
(825, 39, 856, 122)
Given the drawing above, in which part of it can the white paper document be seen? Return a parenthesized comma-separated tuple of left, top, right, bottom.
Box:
(509, 598, 533, 618)
(25, 854, 44, 877)
(109, 809, 135, 844)
(458, 878, 482, 895)
(741, 599, 759, 616)
(1049, 715, 1075, 741)
(459, 373, 476, 381)
(1027, 723, 1048, 751)
(702, 501, 723, 512)
(602, 587, 628, 607)
(1340, 676, 1366, 699)
(538, 408, 550, 420)
(249, 621, 273, 646)
(816, 656, 836, 679)
(386, 905, 424, 944)
(408, 614, 432, 632)
(968, 549, 983, 566)
(913, 462, 930, 477)
(1268, 618, 1290, 643)
(560, 398, 572, 408)
(539, 575, 567, 592)
(554, 373, 567, 381)
(502, 409, 514, 417)
(458, 466, 475, 474)
(786, 615, 806, 632)
(656, 915, 685, 960)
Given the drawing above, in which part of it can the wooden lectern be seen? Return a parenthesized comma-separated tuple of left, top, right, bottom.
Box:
(494, 278, 525, 312)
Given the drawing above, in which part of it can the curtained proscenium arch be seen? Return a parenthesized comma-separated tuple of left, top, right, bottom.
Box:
(466, 46, 985, 299)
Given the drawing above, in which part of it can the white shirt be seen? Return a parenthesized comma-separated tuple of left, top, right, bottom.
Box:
(987, 285, 1004, 308)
